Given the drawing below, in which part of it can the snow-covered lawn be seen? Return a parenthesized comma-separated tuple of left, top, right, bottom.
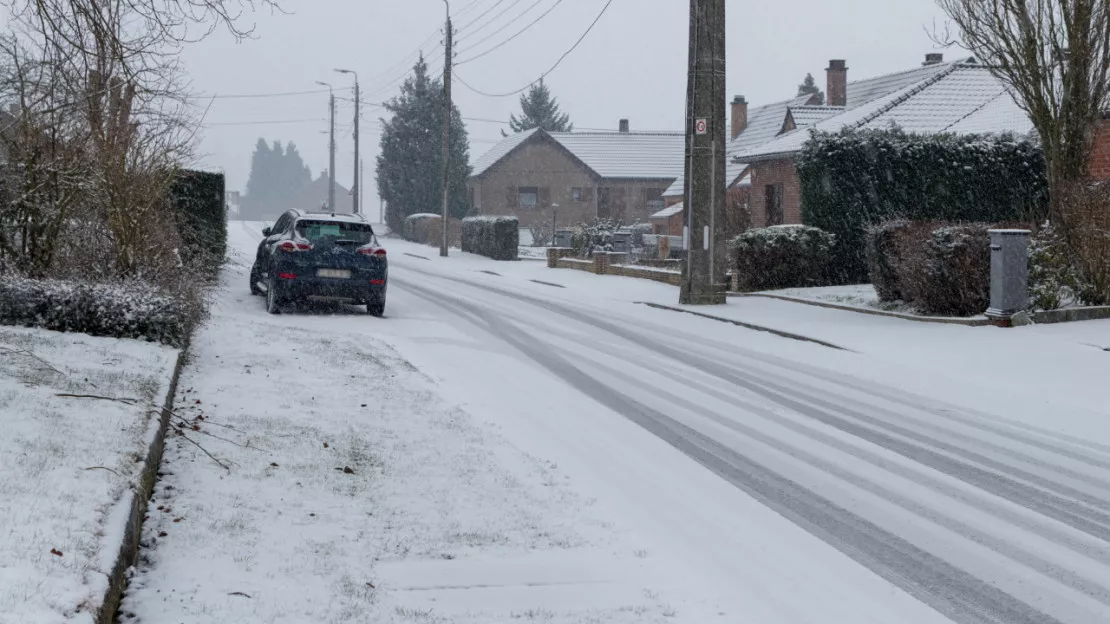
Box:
(120, 231, 697, 623)
(0, 327, 179, 624)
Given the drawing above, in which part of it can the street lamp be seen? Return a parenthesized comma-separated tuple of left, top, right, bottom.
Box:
(550, 203, 559, 247)
(335, 68, 360, 214)
(316, 81, 336, 212)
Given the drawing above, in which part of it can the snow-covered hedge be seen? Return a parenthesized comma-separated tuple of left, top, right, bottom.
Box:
(730, 225, 836, 291)
(570, 218, 623, 258)
(798, 128, 1047, 282)
(167, 169, 227, 278)
(867, 220, 998, 316)
(0, 277, 193, 346)
(461, 216, 518, 260)
(403, 213, 441, 243)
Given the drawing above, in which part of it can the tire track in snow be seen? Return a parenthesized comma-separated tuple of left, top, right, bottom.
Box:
(393, 278, 1066, 624)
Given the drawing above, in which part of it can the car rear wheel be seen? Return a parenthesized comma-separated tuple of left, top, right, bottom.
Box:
(367, 295, 385, 317)
(266, 274, 283, 315)
(249, 265, 262, 296)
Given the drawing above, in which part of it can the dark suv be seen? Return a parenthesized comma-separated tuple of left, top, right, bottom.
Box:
(250, 210, 388, 316)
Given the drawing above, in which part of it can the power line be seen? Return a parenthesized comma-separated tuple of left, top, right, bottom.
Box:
(454, 0, 614, 98)
(455, 0, 527, 42)
(456, 0, 546, 54)
(185, 88, 330, 100)
(456, 0, 564, 65)
(455, 0, 510, 35)
(202, 117, 327, 126)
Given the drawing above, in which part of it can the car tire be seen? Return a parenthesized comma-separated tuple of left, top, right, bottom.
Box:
(367, 296, 385, 318)
(266, 274, 283, 315)
(249, 265, 262, 296)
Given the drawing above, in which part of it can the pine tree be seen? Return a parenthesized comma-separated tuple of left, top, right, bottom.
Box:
(376, 55, 471, 231)
(242, 138, 273, 219)
(505, 79, 572, 135)
(797, 73, 825, 105)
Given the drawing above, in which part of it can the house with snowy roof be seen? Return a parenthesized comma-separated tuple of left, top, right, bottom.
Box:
(467, 120, 685, 228)
(660, 53, 1036, 234)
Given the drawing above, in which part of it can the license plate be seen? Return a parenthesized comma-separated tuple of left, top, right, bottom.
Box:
(316, 268, 351, 279)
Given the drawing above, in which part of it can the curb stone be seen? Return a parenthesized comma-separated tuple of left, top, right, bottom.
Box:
(728, 292, 994, 326)
(95, 347, 188, 624)
(636, 302, 853, 352)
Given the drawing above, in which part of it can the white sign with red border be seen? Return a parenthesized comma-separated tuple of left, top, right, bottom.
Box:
(694, 118, 708, 135)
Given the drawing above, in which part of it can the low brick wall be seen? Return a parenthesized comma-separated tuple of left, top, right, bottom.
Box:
(550, 249, 682, 286)
(611, 264, 682, 286)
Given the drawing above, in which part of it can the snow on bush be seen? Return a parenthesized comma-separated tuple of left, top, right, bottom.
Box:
(402, 213, 441, 243)
(0, 277, 194, 346)
(1027, 221, 1099, 311)
(570, 218, 623, 258)
(730, 224, 836, 291)
(461, 216, 518, 260)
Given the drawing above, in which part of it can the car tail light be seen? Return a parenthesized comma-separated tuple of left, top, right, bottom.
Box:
(279, 241, 312, 252)
(358, 246, 386, 256)
(278, 272, 297, 280)
(370, 279, 385, 285)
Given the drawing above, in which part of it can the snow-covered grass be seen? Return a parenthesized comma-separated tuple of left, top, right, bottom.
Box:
(0, 327, 178, 624)
(753, 284, 923, 315)
(120, 225, 694, 623)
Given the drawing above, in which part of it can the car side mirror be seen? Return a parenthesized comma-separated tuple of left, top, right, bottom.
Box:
(262, 226, 272, 237)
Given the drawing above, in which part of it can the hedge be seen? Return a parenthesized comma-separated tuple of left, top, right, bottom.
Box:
(166, 169, 227, 277)
(730, 224, 836, 291)
(461, 216, 518, 261)
(866, 220, 999, 317)
(403, 213, 441, 243)
(798, 128, 1048, 282)
(0, 277, 193, 346)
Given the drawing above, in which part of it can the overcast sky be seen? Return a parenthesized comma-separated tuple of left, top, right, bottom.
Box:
(181, 0, 959, 205)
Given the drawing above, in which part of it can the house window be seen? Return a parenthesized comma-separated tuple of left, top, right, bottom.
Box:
(518, 187, 538, 208)
(764, 184, 783, 226)
(572, 187, 585, 203)
(644, 188, 665, 214)
(597, 187, 611, 219)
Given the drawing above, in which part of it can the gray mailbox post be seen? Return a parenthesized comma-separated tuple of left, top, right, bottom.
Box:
(554, 229, 573, 248)
(611, 230, 632, 254)
(986, 229, 1031, 325)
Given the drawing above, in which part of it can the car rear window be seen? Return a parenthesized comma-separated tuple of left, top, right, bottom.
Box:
(295, 220, 376, 244)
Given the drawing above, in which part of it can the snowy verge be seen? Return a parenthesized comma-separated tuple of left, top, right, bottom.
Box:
(0, 327, 179, 624)
(744, 284, 990, 325)
(119, 240, 697, 623)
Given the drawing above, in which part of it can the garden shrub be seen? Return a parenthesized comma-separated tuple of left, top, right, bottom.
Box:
(900, 224, 993, 316)
(0, 277, 194, 347)
(729, 224, 836, 291)
(571, 218, 623, 258)
(461, 216, 518, 260)
(403, 213, 440, 243)
(167, 169, 227, 278)
(798, 128, 1048, 283)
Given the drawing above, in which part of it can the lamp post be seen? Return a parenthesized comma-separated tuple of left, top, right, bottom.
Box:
(551, 203, 559, 247)
(315, 81, 336, 212)
(334, 68, 360, 214)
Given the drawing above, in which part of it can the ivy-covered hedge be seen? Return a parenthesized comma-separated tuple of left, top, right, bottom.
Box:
(730, 224, 836, 291)
(461, 216, 518, 261)
(167, 169, 227, 277)
(798, 128, 1048, 282)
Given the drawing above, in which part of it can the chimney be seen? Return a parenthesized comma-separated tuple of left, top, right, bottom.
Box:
(618, 118, 630, 133)
(923, 53, 944, 66)
(826, 59, 848, 107)
(731, 95, 748, 139)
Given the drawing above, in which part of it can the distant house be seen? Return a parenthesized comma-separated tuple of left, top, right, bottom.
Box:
(734, 55, 1034, 228)
(665, 54, 1036, 233)
(467, 120, 685, 228)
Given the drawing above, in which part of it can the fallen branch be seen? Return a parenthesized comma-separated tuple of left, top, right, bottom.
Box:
(57, 393, 138, 405)
(176, 432, 232, 472)
(173, 421, 267, 452)
(84, 466, 122, 476)
(0, 346, 66, 377)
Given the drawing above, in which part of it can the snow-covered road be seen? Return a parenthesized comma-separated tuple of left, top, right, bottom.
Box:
(125, 222, 1110, 624)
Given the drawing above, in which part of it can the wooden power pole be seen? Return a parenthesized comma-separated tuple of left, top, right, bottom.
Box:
(680, 0, 727, 305)
(440, 3, 453, 257)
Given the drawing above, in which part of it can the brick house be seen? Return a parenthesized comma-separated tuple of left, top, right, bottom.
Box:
(735, 55, 1035, 228)
(1090, 113, 1110, 180)
(467, 121, 684, 228)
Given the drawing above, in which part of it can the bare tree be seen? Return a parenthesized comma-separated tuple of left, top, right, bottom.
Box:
(936, 0, 1110, 226)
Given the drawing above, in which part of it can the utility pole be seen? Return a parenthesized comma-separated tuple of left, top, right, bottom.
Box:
(679, 0, 727, 305)
(335, 68, 360, 214)
(440, 0, 453, 257)
(316, 81, 336, 212)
